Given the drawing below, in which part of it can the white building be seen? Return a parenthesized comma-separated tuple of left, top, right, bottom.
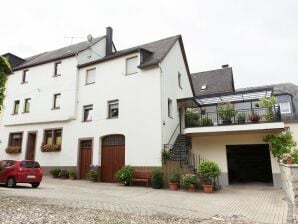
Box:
(0, 27, 194, 181)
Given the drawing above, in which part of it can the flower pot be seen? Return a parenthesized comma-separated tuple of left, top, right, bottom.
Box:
(222, 120, 232, 125)
(69, 175, 76, 180)
(203, 184, 213, 193)
(287, 158, 294, 165)
(169, 183, 178, 190)
(238, 120, 245, 124)
(187, 184, 196, 192)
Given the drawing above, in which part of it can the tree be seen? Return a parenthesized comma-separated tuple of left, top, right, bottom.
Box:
(0, 56, 11, 112)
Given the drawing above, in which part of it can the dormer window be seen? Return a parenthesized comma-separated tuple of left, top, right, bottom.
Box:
(126, 56, 138, 75)
(22, 70, 28, 84)
(201, 84, 207, 90)
(54, 62, 61, 77)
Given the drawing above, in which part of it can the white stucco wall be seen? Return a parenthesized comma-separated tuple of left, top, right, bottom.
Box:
(286, 122, 298, 142)
(2, 57, 78, 126)
(78, 38, 106, 65)
(160, 41, 193, 145)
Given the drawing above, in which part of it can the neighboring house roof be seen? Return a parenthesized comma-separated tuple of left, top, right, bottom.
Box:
(236, 83, 298, 112)
(190, 67, 235, 96)
(13, 36, 106, 71)
(2, 53, 25, 67)
(78, 35, 182, 69)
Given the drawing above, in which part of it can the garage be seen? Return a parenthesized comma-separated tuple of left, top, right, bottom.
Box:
(226, 144, 273, 184)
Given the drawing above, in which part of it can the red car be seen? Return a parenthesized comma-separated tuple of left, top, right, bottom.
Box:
(0, 160, 42, 188)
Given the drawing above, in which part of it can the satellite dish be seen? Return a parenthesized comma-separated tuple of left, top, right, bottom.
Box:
(87, 34, 93, 43)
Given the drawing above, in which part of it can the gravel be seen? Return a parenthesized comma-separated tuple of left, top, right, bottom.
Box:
(0, 195, 257, 224)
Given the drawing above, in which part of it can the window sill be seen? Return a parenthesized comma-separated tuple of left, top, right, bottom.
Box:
(51, 107, 60, 110)
(11, 113, 18, 115)
(20, 82, 28, 84)
(125, 72, 138, 76)
(168, 116, 173, 119)
(85, 82, 95, 85)
(82, 120, 92, 123)
(22, 112, 30, 114)
(53, 74, 61, 77)
(107, 117, 119, 119)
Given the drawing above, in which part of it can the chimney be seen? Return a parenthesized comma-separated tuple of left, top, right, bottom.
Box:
(222, 64, 229, 68)
(105, 27, 113, 56)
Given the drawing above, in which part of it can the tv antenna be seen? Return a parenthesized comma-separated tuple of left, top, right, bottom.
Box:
(64, 36, 84, 44)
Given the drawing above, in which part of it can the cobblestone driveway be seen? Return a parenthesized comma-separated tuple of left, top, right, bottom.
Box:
(0, 177, 288, 223)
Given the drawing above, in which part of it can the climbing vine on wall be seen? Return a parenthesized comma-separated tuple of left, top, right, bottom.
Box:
(0, 56, 10, 112)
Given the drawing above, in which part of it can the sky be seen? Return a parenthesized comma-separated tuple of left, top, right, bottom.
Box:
(1, 0, 297, 88)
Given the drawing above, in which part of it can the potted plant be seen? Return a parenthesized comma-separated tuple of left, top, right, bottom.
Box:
(59, 169, 69, 179)
(217, 102, 237, 125)
(41, 144, 61, 152)
(50, 168, 61, 178)
(169, 172, 180, 190)
(181, 174, 197, 192)
(87, 170, 97, 182)
(151, 168, 163, 189)
(197, 161, 221, 193)
(236, 112, 246, 124)
(5, 146, 21, 154)
(69, 170, 76, 180)
(198, 116, 213, 126)
(258, 97, 277, 121)
(282, 153, 294, 164)
(248, 113, 261, 123)
(115, 165, 133, 186)
(162, 150, 172, 160)
(185, 108, 199, 127)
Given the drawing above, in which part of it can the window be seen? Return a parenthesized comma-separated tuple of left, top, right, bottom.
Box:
(108, 100, 119, 118)
(178, 72, 182, 89)
(201, 84, 207, 90)
(168, 98, 173, 118)
(13, 100, 20, 114)
(24, 98, 31, 113)
(54, 62, 61, 76)
(83, 105, 93, 122)
(22, 70, 28, 83)
(126, 56, 138, 75)
(8, 132, 23, 147)
(53, 93, 61, 109)
(86, 68, 96, 84)
(43, 129, 62, 145)
(279, 102, 291, 114)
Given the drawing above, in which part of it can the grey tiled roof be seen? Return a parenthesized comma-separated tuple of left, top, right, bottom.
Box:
(78, 35, 181, 68)
(14, 36, 105, 70)
(190, 67, 235, 96)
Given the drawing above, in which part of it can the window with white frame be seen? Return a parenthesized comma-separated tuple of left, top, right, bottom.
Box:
(24, 98, 31, 113)
(126, 56, 138, 75)
(13, 100, 20, 114)
(54, 62, 62, 76)
(168, 98, 173, 118)
(83, 105, 93, 122)
(108, 100, 119, 118)
(86, 68, 96, 84)
(53, 93, 61, 109)
(279, 102, 291, 114)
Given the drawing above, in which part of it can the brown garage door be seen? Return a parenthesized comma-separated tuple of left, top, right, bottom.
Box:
(79, 140, 92, 179)
(101, 135, 125, 182)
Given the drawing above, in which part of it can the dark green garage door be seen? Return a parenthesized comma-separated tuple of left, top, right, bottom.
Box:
(226, 144, 273, 184)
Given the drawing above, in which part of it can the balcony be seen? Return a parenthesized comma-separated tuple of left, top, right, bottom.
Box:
(185, 106, 281, 128)
(178, 88, 285, 134)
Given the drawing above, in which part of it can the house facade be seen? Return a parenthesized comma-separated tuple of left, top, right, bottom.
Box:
(0, 27, 193, 181)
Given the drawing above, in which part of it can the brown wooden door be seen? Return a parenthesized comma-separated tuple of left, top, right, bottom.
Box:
(26, 133, 37, 161)
(101, 135, 125, 182)
(79, 140, 92, 179)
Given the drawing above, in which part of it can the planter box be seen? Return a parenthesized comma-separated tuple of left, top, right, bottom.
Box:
(5, 146, 21, 154)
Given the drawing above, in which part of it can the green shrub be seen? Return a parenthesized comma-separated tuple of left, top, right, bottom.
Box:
(197, 161, 221, 179)
(264, 131, 297, 158)
(181, 175, 197, 187)
(115, 165, 133, 186)
(198, 116, 213, 126)
(59, 169, 69, 179)
(69, 170, 76, 177)
(217, 102, 237, 122)
(258, 97, 278, 121)
(50, 168, 61, 178)
(162, 151, 172, 160)
(169, 172, 180, 183)
(151, 168, 163, 189)
(87, 170, 97, 182)
(185, 108, 199, 127)
(292, 148, 298, 164)
(236, 112, 246, 122)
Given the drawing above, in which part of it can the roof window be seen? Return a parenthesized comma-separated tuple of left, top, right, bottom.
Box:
(201, 84, 207, 90)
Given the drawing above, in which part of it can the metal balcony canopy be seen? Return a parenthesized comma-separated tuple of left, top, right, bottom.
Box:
(177, 88, 273, 107)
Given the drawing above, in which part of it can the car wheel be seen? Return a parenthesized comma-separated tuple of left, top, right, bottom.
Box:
(6, 177, 16, 188)
(31, 183, 40, 188)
